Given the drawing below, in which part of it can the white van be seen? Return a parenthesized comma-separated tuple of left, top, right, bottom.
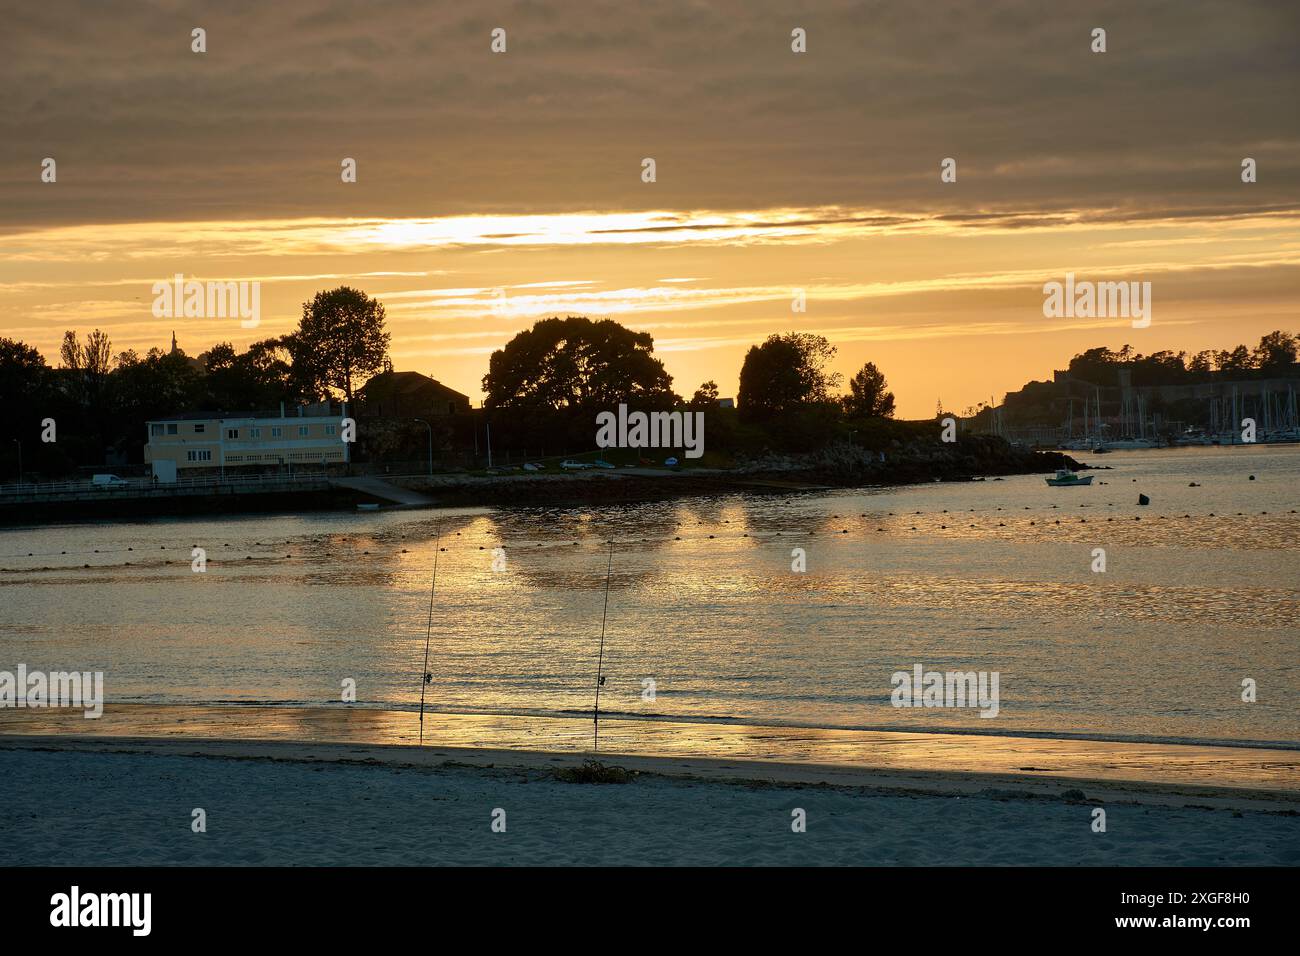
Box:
(91, 474, 130, 489)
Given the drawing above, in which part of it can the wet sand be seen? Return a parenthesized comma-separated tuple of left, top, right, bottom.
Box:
(2, 702, 1297, 797)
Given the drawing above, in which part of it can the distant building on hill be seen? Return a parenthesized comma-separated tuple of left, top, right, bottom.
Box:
(168, 331, 206, 371)
(355, 370, 471, 419)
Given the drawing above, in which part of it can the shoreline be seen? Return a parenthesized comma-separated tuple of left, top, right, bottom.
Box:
(4, 703, 1296, 798)
(48, 698, 1300, 753)
(4, 734, 1293, 811)
(0, 437, 1081, 524)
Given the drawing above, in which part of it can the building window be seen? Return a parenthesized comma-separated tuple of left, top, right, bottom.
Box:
(448, 402, 455, 414)
(250, 427, 261, 439)
(325, 424, 336, 436)
(271, 427, 282, 438)
(194, 423, 205, 434)
(298, 425, 309, 437)
(167, 423, 178, 435)
(186, 449, 213, 462)
(150, 424, 163, 436)
(227, 428, 239, 440)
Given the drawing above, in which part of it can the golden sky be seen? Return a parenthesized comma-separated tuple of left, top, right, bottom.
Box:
(2, 0, 1296, 417)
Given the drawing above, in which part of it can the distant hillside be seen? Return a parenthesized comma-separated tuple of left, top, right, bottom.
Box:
(971, 333, 1300, 441)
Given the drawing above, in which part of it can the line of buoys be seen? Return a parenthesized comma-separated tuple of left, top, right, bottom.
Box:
(2, 493, 1294, 566)
(3, 506, 1294, 575)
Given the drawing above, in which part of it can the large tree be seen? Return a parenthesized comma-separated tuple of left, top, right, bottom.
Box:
(481, 315, 676, 410)
(1215, 345, 1254, 373)
(843, 361, 895, 418)
(737, 332, 841, 419)
(111, 347, 205, 425)
(59, 328, 113, 406)
(203, 336, 304, 410)
(0, 338, 52, 473)
(0, 337, 48, 401)
(1254, 330, 1298, 373)
(292, 287, 390, 404)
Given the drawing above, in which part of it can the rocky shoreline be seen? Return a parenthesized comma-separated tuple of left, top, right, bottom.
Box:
(394, 438, 1083, 508)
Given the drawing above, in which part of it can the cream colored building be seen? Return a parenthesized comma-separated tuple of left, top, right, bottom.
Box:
(145, 408, 350, 477)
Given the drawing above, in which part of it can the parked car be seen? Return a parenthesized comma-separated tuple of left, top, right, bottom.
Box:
(592, 460, 616, 469)
(91, 474, 130, 489)
(560, 460, 591, 470)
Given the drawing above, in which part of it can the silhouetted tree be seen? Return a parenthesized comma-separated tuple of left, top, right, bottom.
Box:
(481, 315, 676, 410)
(0, 338, 52, 477)
(1215, 345, 1254, 373)
(203, 337, 304, 410)
(1187, 350, 1215, 377)
(1254, 331, 1298, 373)
(843, 361, 895, 418)
(689, 381, 719, 407)
(291, 287, 390, 404)
(737, 333, 840, 419)
(59, 328, 113, 407)
(111, 348, 205, 428)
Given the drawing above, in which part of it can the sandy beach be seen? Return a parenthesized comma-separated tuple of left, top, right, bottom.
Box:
(2, 704, 1297, 866)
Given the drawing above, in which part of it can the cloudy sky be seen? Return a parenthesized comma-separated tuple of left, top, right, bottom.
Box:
(2, 0, 1296, 416)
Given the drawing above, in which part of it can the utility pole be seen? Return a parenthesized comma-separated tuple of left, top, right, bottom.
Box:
(486, 421, 493, 469)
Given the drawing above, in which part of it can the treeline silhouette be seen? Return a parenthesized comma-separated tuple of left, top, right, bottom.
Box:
(0, 293, 901, 477)
(1064, 332, 1300, 387)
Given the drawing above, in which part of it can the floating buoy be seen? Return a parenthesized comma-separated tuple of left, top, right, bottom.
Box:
(1138, 494, 1150, 506)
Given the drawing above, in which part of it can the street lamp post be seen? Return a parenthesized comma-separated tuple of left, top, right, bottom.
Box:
(413, 419, 432, 477)
(10, 439, 20, 486)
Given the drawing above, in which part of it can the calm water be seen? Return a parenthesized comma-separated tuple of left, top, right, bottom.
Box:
(2, 445, 1297, 746)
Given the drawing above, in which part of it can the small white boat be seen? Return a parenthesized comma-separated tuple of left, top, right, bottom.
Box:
(1045, 468, 1093, 487)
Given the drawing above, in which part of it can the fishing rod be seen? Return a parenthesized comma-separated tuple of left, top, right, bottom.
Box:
(592, 539, 614, 752)
(418, 522, 441, 745)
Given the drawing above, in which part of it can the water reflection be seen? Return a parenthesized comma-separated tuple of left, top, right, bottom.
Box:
(0, 446, 1296, 745)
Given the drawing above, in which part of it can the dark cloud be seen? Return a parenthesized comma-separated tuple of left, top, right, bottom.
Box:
(0, 0, 1296, 228)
